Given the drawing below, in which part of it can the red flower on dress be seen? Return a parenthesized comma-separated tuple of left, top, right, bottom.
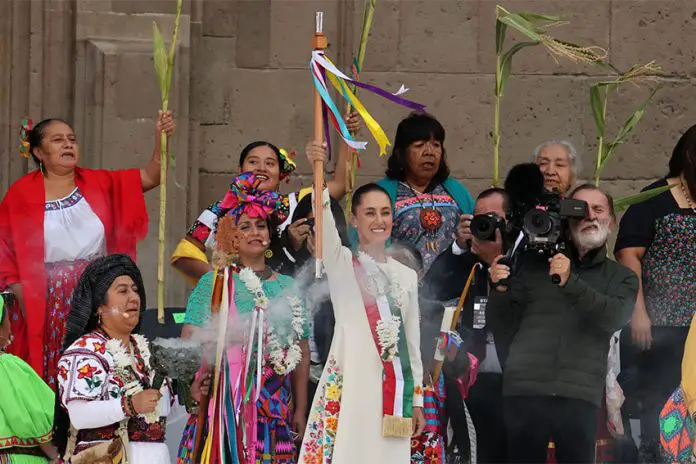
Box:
(325, 400, 340, 416)
(77, 364, 99, 379)
(92, 342, 106, 354)
(57, 365, 68, 381)
(77, 339, 88, 348)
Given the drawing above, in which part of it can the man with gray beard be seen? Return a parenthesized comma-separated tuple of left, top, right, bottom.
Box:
(487, 184, 638, 463)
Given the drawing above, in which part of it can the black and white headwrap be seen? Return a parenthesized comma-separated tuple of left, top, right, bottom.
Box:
(61, 253, 146, 351)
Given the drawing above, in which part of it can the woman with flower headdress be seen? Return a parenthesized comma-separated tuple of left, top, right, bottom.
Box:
(171, 112, 361, 283)
(299, 183, 425, 464)
(0, 113, 175, 390)
(176, 172, 310, 464)
(0, 291, 58, 463)
(53, 254, 210, 464)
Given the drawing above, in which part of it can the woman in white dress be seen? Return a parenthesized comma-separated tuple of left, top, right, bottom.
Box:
(299, 183, 425, 463)
(53, 254, 208, 463)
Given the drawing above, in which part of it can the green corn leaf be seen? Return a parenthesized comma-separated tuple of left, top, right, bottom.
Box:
(597, 142, 618, 175)
(590, 85, 605, 138)
(152, 22, 169, 101)
(499, 14, 543, 41)
(613, 183, 676, 212)
(497, 41, 539, 95)
(598, 86, 660, 172)
(612, 86, 659, 146)
(517, 12, 564, 23)
(495, 20, 507, 55)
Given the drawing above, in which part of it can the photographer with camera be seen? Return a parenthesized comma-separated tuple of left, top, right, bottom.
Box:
(423, 188, 509, 463)
(488, 184, 637, 463)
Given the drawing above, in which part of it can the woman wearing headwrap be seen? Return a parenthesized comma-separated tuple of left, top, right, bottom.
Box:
(177, 172, 310, 464)
(0, 113, 175, 390)
(53, 254, 209, 464)
(0, 291, 58, 463)
(170, 112, 361, 283)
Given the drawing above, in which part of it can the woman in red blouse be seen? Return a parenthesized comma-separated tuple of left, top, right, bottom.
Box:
(0, 112, 174, 389)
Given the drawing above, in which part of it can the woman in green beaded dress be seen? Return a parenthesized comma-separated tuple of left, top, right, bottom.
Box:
(0, 292, 58, 463)
(176, 172, 310, 464)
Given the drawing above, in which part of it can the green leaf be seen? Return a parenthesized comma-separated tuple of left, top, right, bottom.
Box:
(612, 86, 660, 146)
(598, 86, 660, 172)
(152, 22, 169, 101)
(499, 14, 543, 41)
(517, 12, 564, 23)
(590, 85, 605, 138)
(613, 183, 676, 213)
(498, 41, 539, 95)
(597, 142, 619, 174)
(495, 20, 507, 55)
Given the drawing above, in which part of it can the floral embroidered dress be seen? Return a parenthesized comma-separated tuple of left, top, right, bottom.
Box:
(299, 190, 424, 464)
(393, 183, 462, 272)
(0, 352, 54, 463)
(178, 271, 309, 464)
(57, 331, 173, 463)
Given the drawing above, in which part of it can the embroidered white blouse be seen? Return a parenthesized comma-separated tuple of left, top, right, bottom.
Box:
(44, 188, 106, 263)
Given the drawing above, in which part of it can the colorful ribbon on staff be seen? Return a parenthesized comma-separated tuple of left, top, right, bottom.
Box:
(310, 50, 426, 157)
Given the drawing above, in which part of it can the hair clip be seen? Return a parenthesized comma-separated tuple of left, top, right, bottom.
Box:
(19, 118, 32, 159)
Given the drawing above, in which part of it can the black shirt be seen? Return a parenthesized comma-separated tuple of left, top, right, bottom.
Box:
(614, 179, 696, 327)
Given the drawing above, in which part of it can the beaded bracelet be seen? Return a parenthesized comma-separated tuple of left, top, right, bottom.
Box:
(120, 394, 136, 417)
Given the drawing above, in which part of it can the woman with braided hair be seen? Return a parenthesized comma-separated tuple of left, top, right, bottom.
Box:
(171, 112, 361, 283)
(53, 254, 209, 464)
(0, 113, 175, 390)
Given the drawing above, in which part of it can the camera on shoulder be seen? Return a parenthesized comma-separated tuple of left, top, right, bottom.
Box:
(505, 163, 588, 257)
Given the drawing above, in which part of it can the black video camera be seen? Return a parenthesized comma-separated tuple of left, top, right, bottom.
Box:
(470, 213, 507, 242)
(522, 193, 588, 256)
(504, 163, 589, 262)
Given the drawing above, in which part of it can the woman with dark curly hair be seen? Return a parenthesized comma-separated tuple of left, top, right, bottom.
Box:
(375, 112, 474, 272)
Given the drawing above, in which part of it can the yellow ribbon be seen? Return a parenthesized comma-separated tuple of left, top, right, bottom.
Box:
(325, 69, 391, 156)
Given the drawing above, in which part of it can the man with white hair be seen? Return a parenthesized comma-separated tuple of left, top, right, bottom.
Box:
(487, 184, 637, 463)
(533, 140, 579, 196)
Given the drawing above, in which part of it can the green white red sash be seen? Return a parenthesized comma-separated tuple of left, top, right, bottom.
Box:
(353, 257, 414, 438)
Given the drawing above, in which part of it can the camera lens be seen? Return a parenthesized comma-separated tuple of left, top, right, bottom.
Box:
(523, 210, 552, 236)
(471, 214, 497, 241)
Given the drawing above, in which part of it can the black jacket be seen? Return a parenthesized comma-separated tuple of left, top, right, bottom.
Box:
(423, 243, 502, 365)
(488, 246, 638, 407)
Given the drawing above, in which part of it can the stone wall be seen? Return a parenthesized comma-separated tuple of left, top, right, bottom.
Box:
(2, 0, 696, 304)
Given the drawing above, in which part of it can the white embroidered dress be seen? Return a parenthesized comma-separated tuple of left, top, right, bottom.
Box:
(57, 331, 173, 463)
(299, 190, 424, 464)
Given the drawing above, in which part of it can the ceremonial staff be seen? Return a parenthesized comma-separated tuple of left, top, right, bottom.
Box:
(313, 12, 328, 278)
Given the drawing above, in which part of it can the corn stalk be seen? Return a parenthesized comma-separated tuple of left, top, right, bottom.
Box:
(590, 61, 663, 186)
(493, 5, 606, 187)
(153, 0, 183, 323)
(345, 0, 376, 219)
